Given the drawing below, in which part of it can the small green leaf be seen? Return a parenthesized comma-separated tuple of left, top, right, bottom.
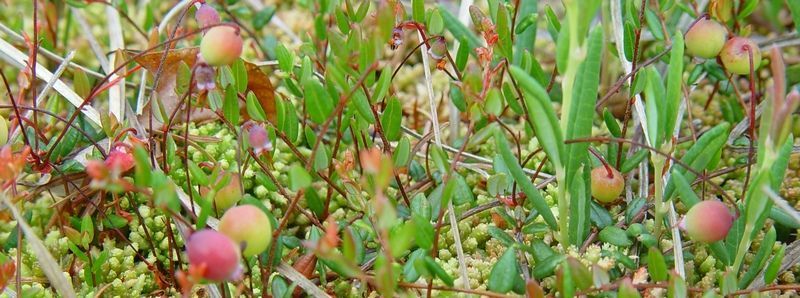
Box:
(246, 92, 267, 121)
(187, 160, 209, 186)
(488, 226, 515, 246)
(223, 86, 240, 125)
(495, 3, 513, 60)
(133, 145, 151, 187)
(304, 79, 334, 124)
(644, 8, 664, 40)
(289, 165, 311, 191)
(647, 247, 668, 282)
(739, 226, 776, 288)
(488, 247, 519, 293)
(373, 67, 393, 104)
(764, 244, 785, 284)
(232, 59, 248, 93)
(353, 0, 370, 22)
(623, 20, 636, 61)
(412, 0, 424, 23)
(393, 137, 411, 167)
(413, 213, 434, 250)
(487, 173, 509, 197)
(381, 97, 402, 141)
(428, 9, 444, 35)
(276, 44, 294, 73)
(618, 279, 642, 298)
(449, 84, 467, 112)
(403, 249, 427, 282)
(515, 13, 538, 34)
(599, 226, 632, 247)
(494, 131, 558, 229)
(253, 7, 276, 30)
(621, 150, 649, 173)
(175, 61, 191, 96)
(533, 254, 565, 279)
(508, 66, 564, 169)
(423, 256, 454, 286)
(451, 173, 475, 205)
(304, 187, 324, 217)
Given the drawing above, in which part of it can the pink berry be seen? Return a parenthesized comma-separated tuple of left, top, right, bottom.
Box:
(684, 19, 727, 59)
(590, 166, 624, 203)
(219, 205, 273, 257)
(720, 37, 761, 75)
(200, 26, 243, 66)
(681, 200, 734, 243)
(195, 4, 220, 30)
(186, 229, 242, 282)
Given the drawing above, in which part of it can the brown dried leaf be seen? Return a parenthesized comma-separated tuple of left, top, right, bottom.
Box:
(244, 62, 276, 123)
(131, 47, 275, 126)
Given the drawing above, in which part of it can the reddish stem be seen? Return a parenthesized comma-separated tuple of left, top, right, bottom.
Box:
(589, 147, 615, 178)
(740, 45, 758, 199)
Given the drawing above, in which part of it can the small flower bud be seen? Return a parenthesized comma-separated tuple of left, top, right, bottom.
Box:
(243, 121, 272, 155)
(389, 27, 404, 50)
(469, 5, 487, 31)
(427, 37, 447, 61)
(194, 61, 216, 90)
(105, 142, 135, 173)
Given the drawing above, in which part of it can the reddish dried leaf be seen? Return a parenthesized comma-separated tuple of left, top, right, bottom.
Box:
(131, 47, 275, 126)
(244, 62, 276, 123)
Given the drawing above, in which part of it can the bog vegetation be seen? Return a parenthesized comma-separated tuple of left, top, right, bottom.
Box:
(1, 0, 800, 297)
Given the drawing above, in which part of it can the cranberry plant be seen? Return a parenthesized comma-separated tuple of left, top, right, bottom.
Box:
(1, 0, 800, 297)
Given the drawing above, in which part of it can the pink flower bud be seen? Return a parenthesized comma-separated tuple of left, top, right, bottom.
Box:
(244, 121, 272, 155)
(105, 143, 134, 173)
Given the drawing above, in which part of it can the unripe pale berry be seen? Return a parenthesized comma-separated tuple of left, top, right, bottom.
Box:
(219, 205, 273, 257)
(684, 19, 727, 59)
(200, 26, 243, 66)
(590, 166, 624, 203)
(720, 37, 761, 75)
(201, 173, 242, 210)
(681, 200, 734, 243)
(186, 229, 242, 282)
